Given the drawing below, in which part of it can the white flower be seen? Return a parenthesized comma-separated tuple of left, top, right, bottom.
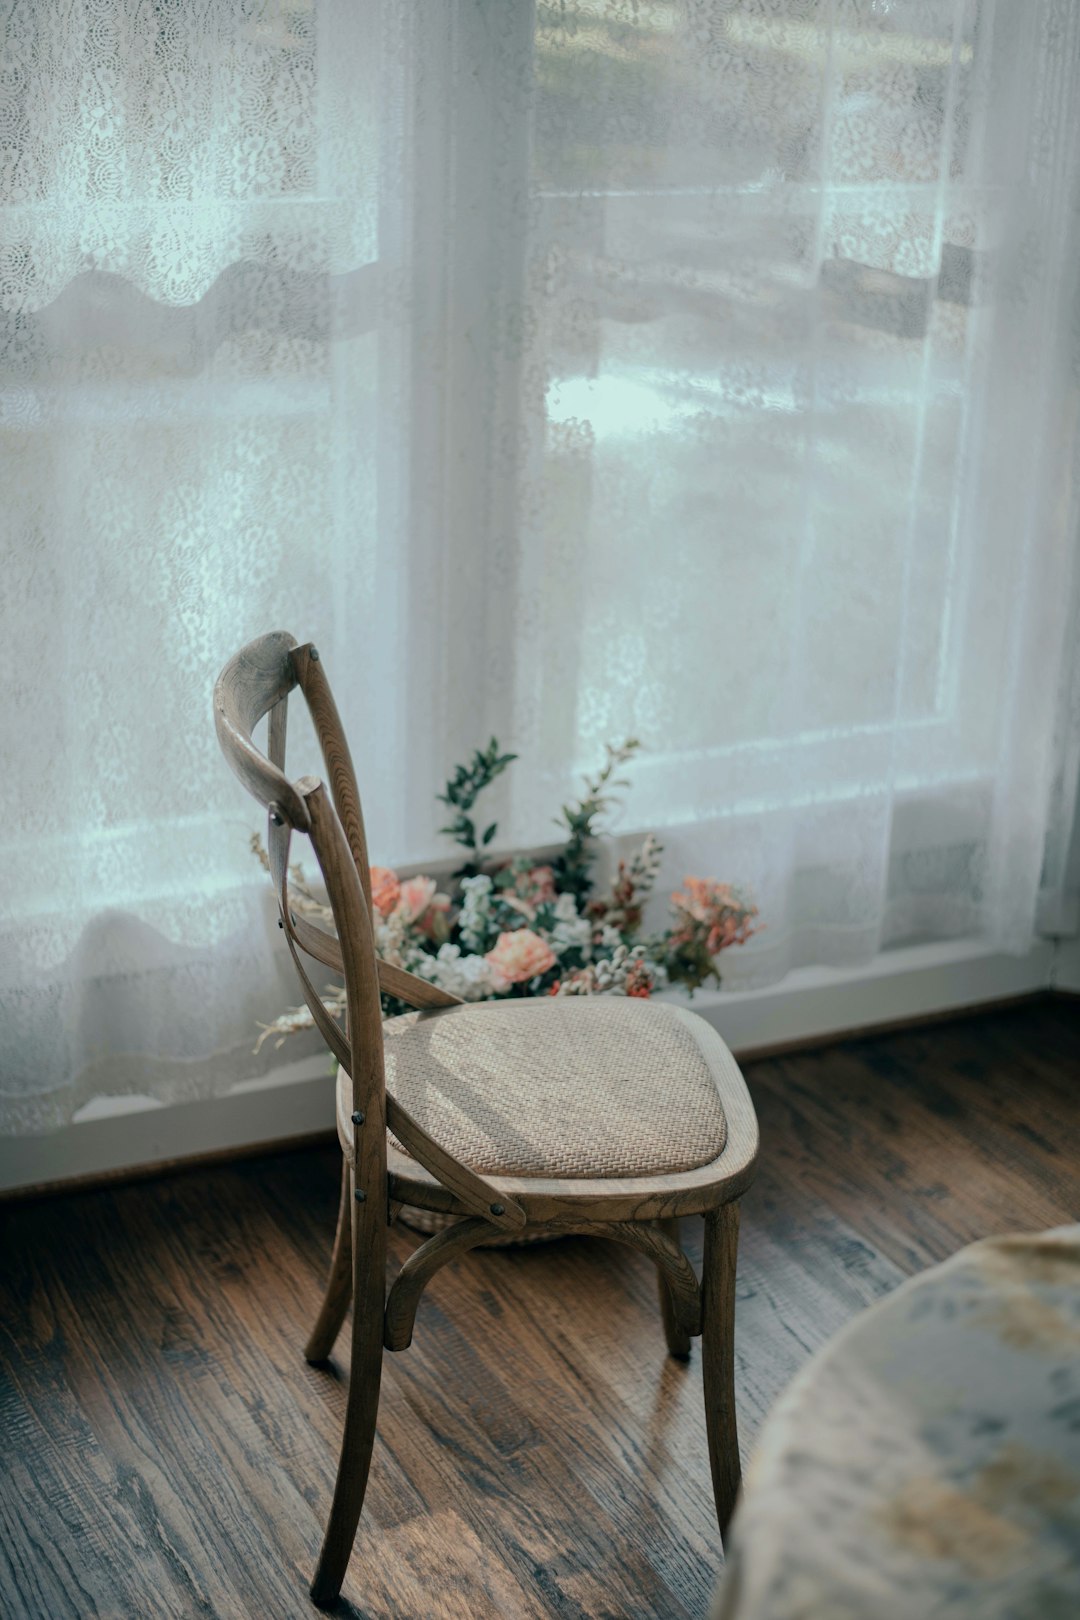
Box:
(374, 911, 413, 967)
(546, 889, 592, 954)
(552, 942, 656, 998)
(550, 912, 591, 953)
(421, 942, 506, 1001)
(458, 874, 495, 954)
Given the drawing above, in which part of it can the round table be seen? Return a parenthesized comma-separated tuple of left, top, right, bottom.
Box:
(712, 1224, 1080, 1619)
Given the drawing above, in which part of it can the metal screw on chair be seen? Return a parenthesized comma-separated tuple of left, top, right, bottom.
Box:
(269, 807, 283, 826)
(490, 1203, 505, 1217)
(309, 647, 320, 661)
(354, 1188, 366, 1203)
(351, 1110, 365, 1126)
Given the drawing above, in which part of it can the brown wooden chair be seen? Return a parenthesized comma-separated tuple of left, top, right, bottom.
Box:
(214, 630, 760, 1607)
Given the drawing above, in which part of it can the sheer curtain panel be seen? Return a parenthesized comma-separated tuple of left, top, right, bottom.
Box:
(452, 0, 1080, 986)
(2, 0, 1079, 1133)
(0, 1, 407, 1128)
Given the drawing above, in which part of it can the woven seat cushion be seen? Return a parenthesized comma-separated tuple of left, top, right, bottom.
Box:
(376, 998, 731, 1180)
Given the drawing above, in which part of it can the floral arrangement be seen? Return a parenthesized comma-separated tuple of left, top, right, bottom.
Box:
(255, 739, 758, 1049)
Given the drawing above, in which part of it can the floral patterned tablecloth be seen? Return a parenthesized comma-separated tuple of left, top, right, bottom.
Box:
(713, 1225, 1080, 1619)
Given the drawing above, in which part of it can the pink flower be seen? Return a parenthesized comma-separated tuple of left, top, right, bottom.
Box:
(502, 895, 538, 922)
(485, 928, 557, 985)
(521, 865, 556, 904)
(708, 914, 745, 954)
(670, 877, 759, 954)
(499, 862, 559, 921)
(369, 866, 401, 918)
(395, 876, 438, 924)
(672, 877, 727, 919)
(625, 960, 655, 999)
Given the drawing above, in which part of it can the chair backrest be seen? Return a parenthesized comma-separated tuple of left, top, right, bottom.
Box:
(213, 631, 387, 1161)
(214, 631, 527, 1235)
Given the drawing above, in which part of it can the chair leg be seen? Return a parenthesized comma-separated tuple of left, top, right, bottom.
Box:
(305, 1156, 353, 1364)
(657, 1217, 692, 1359)
(701, 1201, 742, 1540)
(309, 1176, 385, 1607)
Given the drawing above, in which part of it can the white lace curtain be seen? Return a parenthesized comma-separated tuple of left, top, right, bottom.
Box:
(2, 0, 1079, 1130)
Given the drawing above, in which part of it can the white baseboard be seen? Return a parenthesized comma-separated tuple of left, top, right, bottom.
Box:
(0, 937, 1065, 1198)
(1053, 938, 1080, 994)
(0, 1053, 336, 1198)
(682, 938, 1057, 1055)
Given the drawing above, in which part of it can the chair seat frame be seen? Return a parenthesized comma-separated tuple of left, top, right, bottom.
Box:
(214, 630, 759, 1607)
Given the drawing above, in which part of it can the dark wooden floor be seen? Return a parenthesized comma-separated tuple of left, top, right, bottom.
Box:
(2, 998, 1078, 1620)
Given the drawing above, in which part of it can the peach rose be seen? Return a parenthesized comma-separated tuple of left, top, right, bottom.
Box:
(485, 928, 557, 985)
(369, 866, 401, 918)
(395, 875, 438, 924)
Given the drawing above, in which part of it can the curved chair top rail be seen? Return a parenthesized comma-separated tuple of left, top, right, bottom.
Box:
(214, 630, 311, 831)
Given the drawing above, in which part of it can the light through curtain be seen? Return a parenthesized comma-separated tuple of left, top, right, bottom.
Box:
(2, 1, 1079, 1133)
(0, 1, 409, 1127)
(429, 0, 1080, 987)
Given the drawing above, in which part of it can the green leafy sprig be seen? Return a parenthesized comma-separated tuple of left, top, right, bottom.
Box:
(658, 932, 724, 994)
(551, 739, 640, 907)
(437, 737, 518, 877)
